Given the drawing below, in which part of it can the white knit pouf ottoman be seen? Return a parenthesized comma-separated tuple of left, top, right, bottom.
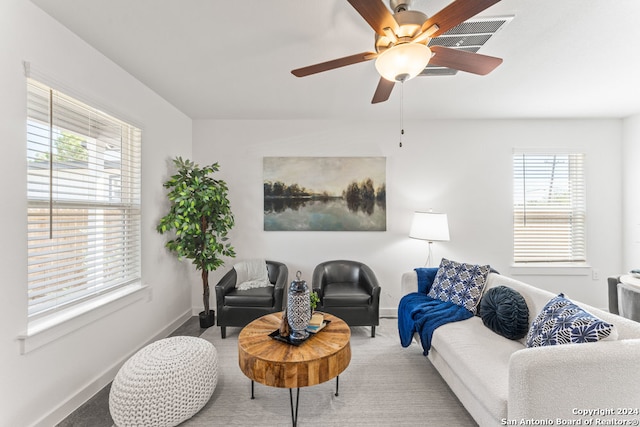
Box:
(109, 336, 218, 427)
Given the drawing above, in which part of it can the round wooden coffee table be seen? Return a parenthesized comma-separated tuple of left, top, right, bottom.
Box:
(238, 312, 351, 426)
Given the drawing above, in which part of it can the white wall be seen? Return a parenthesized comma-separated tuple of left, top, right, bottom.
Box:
(0, 3, 628, 425)
(194, 118, 623, 315)
(622, 114, 640, 271)
(0, 1, 193, 426)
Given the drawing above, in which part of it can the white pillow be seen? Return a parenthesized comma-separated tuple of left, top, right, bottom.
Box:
(234, 259, 272, 290)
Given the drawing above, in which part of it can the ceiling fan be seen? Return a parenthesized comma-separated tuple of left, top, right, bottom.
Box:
(291, 0, 504, 104)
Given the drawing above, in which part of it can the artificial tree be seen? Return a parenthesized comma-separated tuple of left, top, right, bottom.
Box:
(157, 157, 235, 328)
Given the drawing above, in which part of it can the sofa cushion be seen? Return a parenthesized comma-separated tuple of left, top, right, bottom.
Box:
(525, 294, 618, 347)
(323, 282, 371, 307)
(430, 317, 524, 422)
(480, 286, 529, 340)
(224, 287, 274, 307)
(428, 258, 490, 314)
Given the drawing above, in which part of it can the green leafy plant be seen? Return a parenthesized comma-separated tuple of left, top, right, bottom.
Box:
(310, 291, 320, 311)
(157, 157, 236, 317)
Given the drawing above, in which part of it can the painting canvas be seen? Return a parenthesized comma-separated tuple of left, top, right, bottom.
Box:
(263, 157, 386, 231)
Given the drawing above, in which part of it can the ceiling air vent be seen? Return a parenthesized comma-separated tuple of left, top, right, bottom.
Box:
(420, 15, 513, 77)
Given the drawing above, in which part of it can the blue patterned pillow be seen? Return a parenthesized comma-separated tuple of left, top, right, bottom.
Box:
(427, 258, 491, 314)
(525, 294, 618, 347)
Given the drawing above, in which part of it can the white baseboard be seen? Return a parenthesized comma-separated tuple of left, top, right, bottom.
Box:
(33, 308, 193, 427)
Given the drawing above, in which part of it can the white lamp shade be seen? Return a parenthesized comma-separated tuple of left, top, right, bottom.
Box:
(375, 43, 431, 82)
(409, 211, 450, 242)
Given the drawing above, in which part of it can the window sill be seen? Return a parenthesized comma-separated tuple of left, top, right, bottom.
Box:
(510, 264, 592, 277)
(17, 283, 150, 354)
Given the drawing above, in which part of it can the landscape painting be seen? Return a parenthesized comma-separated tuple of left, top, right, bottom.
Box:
(263, 157, 386, 231)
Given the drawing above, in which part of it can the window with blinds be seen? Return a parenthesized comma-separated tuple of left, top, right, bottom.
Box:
(513, 152, 586, 263)
(26, 78, 141, 318)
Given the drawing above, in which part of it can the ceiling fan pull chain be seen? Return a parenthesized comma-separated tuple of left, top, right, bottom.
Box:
(399, 81, 404, 148)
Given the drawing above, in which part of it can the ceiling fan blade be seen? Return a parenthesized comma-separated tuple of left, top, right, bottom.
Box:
(429, 45, 503, 75)
(420, 0, 502, 38)
(371, 77, 395, 104)
(347, 0, 399, 36)
(291, 52, 376, 77)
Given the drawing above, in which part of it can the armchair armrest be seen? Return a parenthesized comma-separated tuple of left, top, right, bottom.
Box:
(270, 262, 288, 310)
(214, 268, 237, 310)
(359, 264, 381, 295)
(312, 264, 327, 299)
(608, 275, 621, 314)
(272, 264, 288, 289)
(508, 339, 640, 420)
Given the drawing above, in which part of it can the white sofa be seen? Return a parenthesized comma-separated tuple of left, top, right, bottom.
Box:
(401, 271, 640, 427)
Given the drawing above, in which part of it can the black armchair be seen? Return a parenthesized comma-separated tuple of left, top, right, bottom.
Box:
(607, 276, 621, 314)
(215, 260, 288, 338)
(606, 275, 640, 322)
(618, 281, 640, 322)
(312, 260, 381, 337)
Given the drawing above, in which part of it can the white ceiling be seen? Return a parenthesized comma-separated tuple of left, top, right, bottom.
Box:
(31, 0, 640, 121)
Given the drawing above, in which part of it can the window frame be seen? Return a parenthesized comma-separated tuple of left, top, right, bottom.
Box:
(512, 150, 587, 266)
(25, 78, 142, 326)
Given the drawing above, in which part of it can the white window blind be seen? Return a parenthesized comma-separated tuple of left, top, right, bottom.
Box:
(513, 152, 586, 263)
(26, 78, 141, 318)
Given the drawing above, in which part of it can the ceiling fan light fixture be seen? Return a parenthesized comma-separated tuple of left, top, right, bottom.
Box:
(375, 43, 431, 82)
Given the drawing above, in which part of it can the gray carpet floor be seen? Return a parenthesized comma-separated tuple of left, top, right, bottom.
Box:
(57, 317, 204, 427)
(59, 317, 476, 426)
(184, 318, 476, 426)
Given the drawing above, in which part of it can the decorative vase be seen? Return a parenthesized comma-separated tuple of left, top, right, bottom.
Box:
(287, 271, 310, 341)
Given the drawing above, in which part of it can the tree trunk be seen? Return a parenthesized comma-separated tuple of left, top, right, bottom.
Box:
(200, 216, 210, 314)
(202, 267, 210, 314)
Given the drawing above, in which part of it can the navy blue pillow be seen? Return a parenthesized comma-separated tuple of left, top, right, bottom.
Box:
(480, 286, 529, 340)
(414, 267, 439, 294)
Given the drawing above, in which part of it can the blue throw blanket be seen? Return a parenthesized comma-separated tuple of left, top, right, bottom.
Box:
(398, 268, 473, 355)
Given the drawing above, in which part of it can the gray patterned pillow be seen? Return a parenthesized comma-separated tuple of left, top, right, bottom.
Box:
(427, 258, 491, 314)
(525, 294, 618, 347)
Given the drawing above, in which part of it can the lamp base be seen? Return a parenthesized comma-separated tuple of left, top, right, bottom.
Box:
(425, 241, 434, 267)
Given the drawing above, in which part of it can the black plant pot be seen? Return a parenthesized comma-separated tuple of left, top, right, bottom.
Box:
(199, 310, 215, 328)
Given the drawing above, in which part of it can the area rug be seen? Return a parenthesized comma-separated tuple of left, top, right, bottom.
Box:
(182, 318, 476, 426)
